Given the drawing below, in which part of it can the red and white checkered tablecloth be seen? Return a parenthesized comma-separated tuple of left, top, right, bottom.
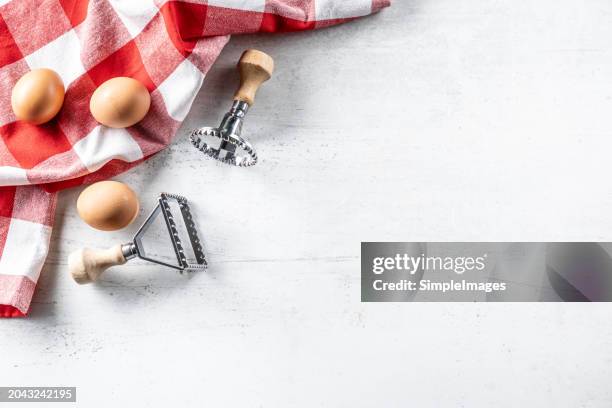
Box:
(0, 0, 389, 317)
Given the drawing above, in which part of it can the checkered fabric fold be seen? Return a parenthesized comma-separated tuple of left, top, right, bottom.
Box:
(0, 0, 389, 317)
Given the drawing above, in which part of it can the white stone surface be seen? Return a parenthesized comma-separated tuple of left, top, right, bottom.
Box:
(3, 1, 612, 406)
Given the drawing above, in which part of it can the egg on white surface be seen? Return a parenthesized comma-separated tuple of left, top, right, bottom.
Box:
(77, 181, 140, 231)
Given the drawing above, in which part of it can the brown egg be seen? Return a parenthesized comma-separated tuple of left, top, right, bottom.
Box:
(90, 77, 151, 128)
(11, 68, 65, 125)
(77, 181, 140, 231)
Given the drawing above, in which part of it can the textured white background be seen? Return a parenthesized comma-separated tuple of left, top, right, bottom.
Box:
(3, 1, 612, 406)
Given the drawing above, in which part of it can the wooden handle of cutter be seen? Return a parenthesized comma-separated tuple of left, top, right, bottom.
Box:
(68, 244, 127, 284)
(233, 49, 274, 106)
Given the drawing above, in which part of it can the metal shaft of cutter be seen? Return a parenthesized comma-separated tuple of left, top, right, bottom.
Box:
(218, 100, 249, 161)
(220, 100, 249, 137)
(122, 243, 138, 260)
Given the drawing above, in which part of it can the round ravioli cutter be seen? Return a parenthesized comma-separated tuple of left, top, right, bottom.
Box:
(190, 49, 274, 167)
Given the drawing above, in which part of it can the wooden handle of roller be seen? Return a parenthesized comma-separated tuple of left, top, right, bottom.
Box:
(68, 244, 127, 284)
(233, 49, 274, 106)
